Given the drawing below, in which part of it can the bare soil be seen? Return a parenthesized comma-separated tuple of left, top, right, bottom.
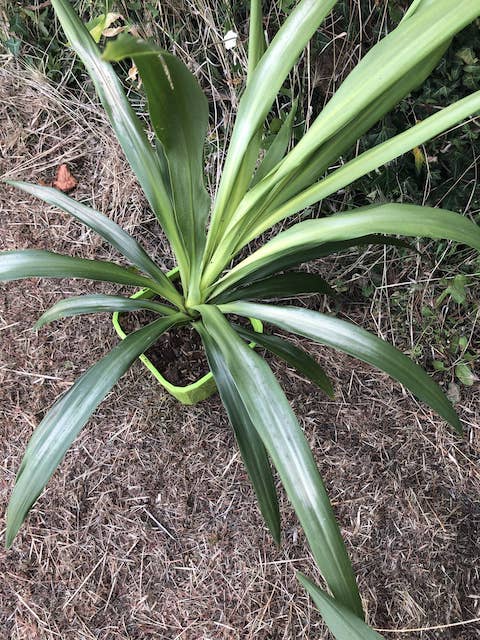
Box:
(1, 60, 480, 640)
(120, 309, 209, 386)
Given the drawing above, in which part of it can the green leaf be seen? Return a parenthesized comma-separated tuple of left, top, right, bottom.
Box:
(247, 0, 266, 79)
(85, 13, 107, 42)
(437, 275, 469, 306)
(210, 236, 413, 293)
(272, 49, 445, 202)
(85, 11, 120, 43)
(220, 302, 461, 432)
(6, 313, 184, 547)
(240, 89, 480, 244)
(449, 276, 469, 305)
(218, 0, 266, 251)
(252, 101, 298, 187)
(213, 204, 480, 297)
(196, 321, 281, 544)
(402, 0, 441, 22)
(219, 130, 265, 253)
(0, 250, 166, 295)
(6, 181, 183, 307)
(270, 0, 480, 191)
(196, 304, 363, 617)
(455, 363, 476, 387)
(205, 0, 339, 258)
(103, 33, 210, 296)
(233, 324, 334, 398)
(297, 572, 385, 640)
(50, 0, 189, 283)
(35, 294, 179, 329)
(212, 2, 478, 261)
(211, 271, 335, 304)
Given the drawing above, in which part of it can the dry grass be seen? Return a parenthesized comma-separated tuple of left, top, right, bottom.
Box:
(1, 9, 480, 639)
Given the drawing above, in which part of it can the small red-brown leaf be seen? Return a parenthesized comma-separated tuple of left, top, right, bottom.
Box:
(52, 164, 78, 192)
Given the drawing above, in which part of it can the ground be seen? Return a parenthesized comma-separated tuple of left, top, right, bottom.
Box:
(1, 5, 480, 640)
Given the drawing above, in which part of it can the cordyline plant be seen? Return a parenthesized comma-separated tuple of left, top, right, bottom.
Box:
(2, 0, 480, 636)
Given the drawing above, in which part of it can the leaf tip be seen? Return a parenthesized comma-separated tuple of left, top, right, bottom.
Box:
(5, 531, 15, 550)
(295, 570, 310, 589)
(33, 320, 43, 332)
(271, 526, 281, 547)
(451, 416, 463, 436)
(5, 509, 20, 550)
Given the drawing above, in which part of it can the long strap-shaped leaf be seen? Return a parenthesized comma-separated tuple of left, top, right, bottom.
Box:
(220, 0, 480, 251)
(205, 90, 480, 283)
(247, 0, 265, 80)
(231, 42, 447, 242)
(7, 181, 183, 307)
(103, 34, 210, 299)
(204, 0, 338, 258)
(211, 271, 335, 304)
(263, 0, 480, 192)
(402, 0, 436, 22)
(6, 313, 185, 547)
(214, 0, 268, 236)
(211, 236, 413, 293)
(237, 90, 480, 247)
(233, 324, 334, 398)
(251, 100, 298, 187)
(35, 294, 180, 329)
(196, 305, 363, 617)
(0, 250, 167, 295)
(50, 0, 189, 281)
(219, 301, 461, 432)
(212, 204, 480, 297)
(297, 572, 385, 640)
(195, 321, 281, 544)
